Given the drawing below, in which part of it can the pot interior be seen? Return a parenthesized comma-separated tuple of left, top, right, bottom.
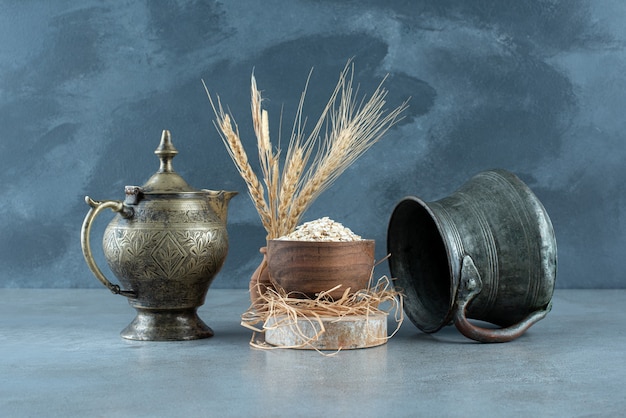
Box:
(388, 198, 453, 333)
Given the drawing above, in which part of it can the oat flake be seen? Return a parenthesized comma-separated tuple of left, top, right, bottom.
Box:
(277, 217, 362, 241)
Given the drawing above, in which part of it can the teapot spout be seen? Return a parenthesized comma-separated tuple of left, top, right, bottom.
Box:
(202, 190, 238, 222)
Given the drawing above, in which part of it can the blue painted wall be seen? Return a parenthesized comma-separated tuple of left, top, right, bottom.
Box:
(1, 1, 624, 289)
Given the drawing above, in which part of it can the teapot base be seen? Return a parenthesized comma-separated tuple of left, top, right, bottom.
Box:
(120, 308, 214, 341)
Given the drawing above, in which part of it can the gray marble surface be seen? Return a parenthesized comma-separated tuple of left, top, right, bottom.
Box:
(1, 288, 624, 417)
(1, 1, 625, 290)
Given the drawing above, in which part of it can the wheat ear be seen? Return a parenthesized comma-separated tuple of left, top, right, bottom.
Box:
(203, 80, 273, 232)
(286, 65, 408, 231)
(251, 75, 283, 238)
(276, 146, 305, 236)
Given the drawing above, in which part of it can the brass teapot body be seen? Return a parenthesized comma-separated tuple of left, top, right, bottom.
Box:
(81, 130, 236, 341)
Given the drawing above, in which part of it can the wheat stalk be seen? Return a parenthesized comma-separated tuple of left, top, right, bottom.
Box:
(250, 74, 283, 237)
(276, 146, 304, 236)
(204, 60, 409, 240)
(285, 65, 408, 232)
(203, 81, 273, 233)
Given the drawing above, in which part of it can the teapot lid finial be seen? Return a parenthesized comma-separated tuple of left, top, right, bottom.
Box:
(141, 130, 195, 193)
(155, 129, 178, 173)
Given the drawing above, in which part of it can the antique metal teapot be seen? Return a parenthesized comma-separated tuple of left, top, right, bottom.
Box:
(81, 130, 236, 341)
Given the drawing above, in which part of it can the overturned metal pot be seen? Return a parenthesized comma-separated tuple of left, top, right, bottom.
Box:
(387, 169, 556, 343)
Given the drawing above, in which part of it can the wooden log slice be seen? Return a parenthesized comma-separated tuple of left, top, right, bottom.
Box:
(264, 313, 388, 350)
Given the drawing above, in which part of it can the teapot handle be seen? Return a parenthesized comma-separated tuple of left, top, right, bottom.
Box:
(453, 255, 551, 343)
(80, 196, 137, 298)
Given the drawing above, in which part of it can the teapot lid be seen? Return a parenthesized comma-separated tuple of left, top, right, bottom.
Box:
(141, 130, 196, 193)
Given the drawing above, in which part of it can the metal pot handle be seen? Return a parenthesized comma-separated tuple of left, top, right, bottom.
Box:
(453, 255, 551, 343)
(80, 196, 137, 298)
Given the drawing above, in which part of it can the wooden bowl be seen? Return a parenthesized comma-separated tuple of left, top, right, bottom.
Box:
(266, 239, 375, 299)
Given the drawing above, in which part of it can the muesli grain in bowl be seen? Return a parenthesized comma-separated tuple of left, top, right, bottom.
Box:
(268, 217, 375, 299)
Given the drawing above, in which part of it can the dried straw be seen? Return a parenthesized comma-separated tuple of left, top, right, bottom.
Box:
(242, 274, 404, 353)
